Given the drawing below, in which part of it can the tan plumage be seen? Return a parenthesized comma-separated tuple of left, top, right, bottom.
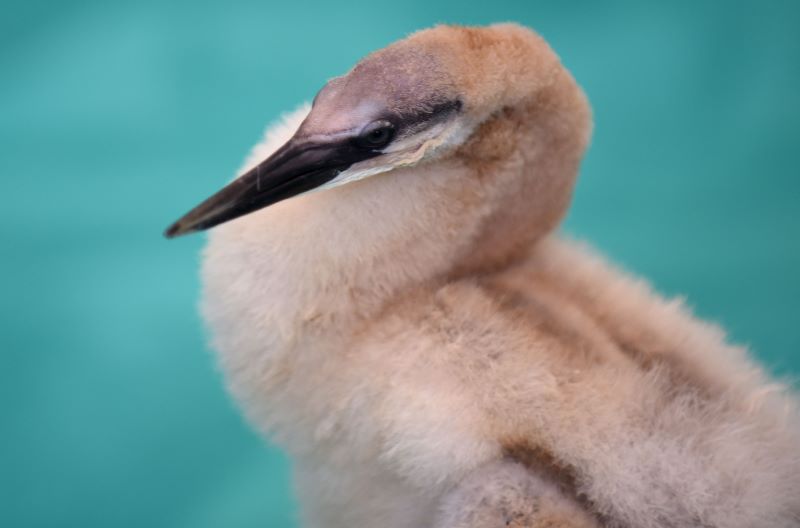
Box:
(187, 24, 800, 527)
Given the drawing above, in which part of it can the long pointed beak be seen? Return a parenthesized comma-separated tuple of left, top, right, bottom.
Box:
(164, 137, 378, 238)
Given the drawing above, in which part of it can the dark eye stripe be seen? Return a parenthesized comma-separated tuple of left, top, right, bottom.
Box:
(393, 98, 463, 131)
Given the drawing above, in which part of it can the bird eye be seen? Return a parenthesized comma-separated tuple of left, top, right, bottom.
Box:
(355, 120, 395, 149)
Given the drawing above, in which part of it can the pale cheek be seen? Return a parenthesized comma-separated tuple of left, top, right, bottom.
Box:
(314, 164, 395, 192)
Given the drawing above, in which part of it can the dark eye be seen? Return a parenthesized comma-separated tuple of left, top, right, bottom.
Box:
(355, 120, 395, 149)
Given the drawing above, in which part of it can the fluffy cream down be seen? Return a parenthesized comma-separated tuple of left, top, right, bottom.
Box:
(201, 24, 800, 528)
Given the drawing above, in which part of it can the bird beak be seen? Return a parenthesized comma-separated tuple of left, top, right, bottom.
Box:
(164, 136, 380, 238)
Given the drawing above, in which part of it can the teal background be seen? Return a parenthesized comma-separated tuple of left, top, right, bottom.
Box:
(1, 1, 798, 526)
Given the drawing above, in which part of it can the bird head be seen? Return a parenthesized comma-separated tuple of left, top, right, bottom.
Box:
(165, 24, 589, 242)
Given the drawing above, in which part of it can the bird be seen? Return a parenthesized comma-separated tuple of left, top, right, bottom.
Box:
(165, 24, 800, 528)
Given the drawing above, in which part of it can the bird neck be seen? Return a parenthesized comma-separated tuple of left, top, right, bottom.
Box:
(449, 66, 592, 275)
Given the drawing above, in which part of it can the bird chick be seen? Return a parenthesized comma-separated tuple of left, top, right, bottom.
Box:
(166, 24, 800, 528)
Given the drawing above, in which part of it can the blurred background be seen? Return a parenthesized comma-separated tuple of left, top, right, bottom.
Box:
(1, 0, 798, 526)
